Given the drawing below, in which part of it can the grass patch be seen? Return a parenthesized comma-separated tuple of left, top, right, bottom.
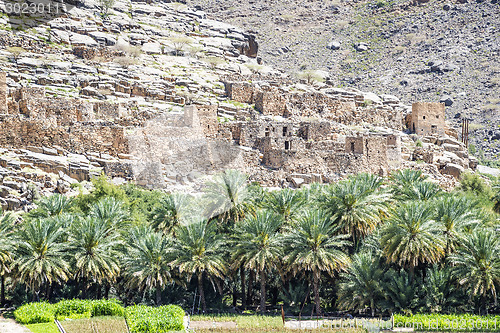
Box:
(191, 314, 283, 328)
(25, 322, 59, 333)
(60, 316, 128, 333)
(195, 329, 365, 333)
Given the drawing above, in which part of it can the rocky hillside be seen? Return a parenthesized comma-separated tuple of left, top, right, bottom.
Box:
(0, 0, 489, 211)
(188, 0, 500, 161)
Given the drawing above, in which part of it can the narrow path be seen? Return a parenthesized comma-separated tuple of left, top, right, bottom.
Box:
(0, 317, 31, 333)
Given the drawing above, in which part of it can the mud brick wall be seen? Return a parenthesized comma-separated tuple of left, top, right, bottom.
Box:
(19, 98, 94, 125)
(411, 102, 445, 136)
(298, 121, 332, 141)
(224, 81, 255, 104)
(255, 88, 287, 116)
(0, 72, 6, 114)
(197, 104, 219, 138)
(11, 87, 45, 102)
(94, 102, 124, 120)
(104, 161, 134, 179)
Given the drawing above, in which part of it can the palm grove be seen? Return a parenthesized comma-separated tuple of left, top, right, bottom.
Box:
(1, 169, 500, 317)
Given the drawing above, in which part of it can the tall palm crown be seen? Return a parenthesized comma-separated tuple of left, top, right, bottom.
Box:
(449, 229, 500, 313)
(320, 173, 389, 247)
(30, 194, 73, 218)
(380, 201, 444, 276)
(0, 212, 15, 277)
(433, 195, 480, 254)
(232, 210, 283, 312)
(338, 252, 385, 316)
(150, 193, 190, 234)
(89, 197, 129, 230)
(172, 220, 226, 312)
(203, 169, 251, 226)
(14, 218, 70, 297)
(69, 217, 121, 288)
(284, 210, 350, 315)
(0, 212, 15, 305)
(390, 169, 442, 201)
(123, 226, 173, 305)
(264, 189, 305, 225)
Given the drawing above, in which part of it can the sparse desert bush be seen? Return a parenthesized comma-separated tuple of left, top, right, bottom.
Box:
(204, 56, 225, 69)
(114, 43, 142, 58)
(114, 56, 139, 68)
(6, 46, 26, 62)
(14, 302, 55, 324)
(168, 36, 192, 56)
(298, 70, 325, 84)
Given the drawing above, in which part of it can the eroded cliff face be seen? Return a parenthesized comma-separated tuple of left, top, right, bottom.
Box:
(0, 0, 486, 211)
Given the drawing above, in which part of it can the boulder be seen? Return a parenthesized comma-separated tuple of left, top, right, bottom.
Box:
(441, 163, 464, 178)
(327, 41, 341, 50)
(439, 95, 454, 106)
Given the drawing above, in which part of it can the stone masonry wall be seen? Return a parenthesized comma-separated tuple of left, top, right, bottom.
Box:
(0, 72, 6, 114)
(411, 102, 445, 136)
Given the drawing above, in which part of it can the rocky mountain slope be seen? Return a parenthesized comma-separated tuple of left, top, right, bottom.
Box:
(188, 0, 500, 161)
(0, 0, 488, 211)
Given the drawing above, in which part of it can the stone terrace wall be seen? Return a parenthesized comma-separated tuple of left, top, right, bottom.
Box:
(0, 116, 128, 155)
(0, 72, 6, 114)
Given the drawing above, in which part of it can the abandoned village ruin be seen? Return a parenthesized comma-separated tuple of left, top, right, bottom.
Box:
(0, 67, 475, 211)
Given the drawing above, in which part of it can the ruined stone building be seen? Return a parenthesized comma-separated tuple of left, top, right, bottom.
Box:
(409, 102, 446, 136)
(0, 72, 472, 190)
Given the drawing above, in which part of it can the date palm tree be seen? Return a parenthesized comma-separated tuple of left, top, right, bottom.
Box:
(390, 170, 441, 202)
(264, 189, 305, 225)
(203, 169, 251, 228)
(380, 202, 445, 279)
(0, 211, 15, 306)
(320, 173, 389, 248)
(172, 219, 226, 312)
(449, 229, 500, 314)
(337, 252, 385, 316)
(69, 217, 121, 298)
(434, 195, 480, 255)
(123, 226, 173, 305)
(232, 210, 283, 312)
(89, 197, 129, 230)
(29, 194, 73, 218)
(14, 217, 70, 300)
(422, 265, 465, 313)
(284, 210, 350, 315)
(150, 193, 190, 234)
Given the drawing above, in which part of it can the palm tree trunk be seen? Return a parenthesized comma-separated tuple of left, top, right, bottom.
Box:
(240, 267, 246, 309)
(0, 275, 5, 306)
(198, 273, 207, 313)
(259, 269, 266, 313)
(312, 269, 321, 316)
(370, 298, 375, 317)
(156, 286, 162, 306)
(247, 270, 254, 307)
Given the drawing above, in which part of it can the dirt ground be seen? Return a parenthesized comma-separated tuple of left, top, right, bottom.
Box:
(0, 317, 31, 333)
(189, 320, 238, 329)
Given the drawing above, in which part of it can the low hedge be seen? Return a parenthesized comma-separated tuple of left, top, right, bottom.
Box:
(55, 299, 92, 319)
(14, 299, 125, 324)
(394, 314, 500, 332)
(13, 302, 55, 325)
(126, 304, 185, 333)
(91, 299, 125, 317)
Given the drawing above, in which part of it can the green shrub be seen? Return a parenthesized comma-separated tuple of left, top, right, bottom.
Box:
(55, 299, 92, 319)
(14, 302, 55, 324)
(126, 305, 185, 333)
(91, 299, 125, 317)
(394, 313, 500, 331)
